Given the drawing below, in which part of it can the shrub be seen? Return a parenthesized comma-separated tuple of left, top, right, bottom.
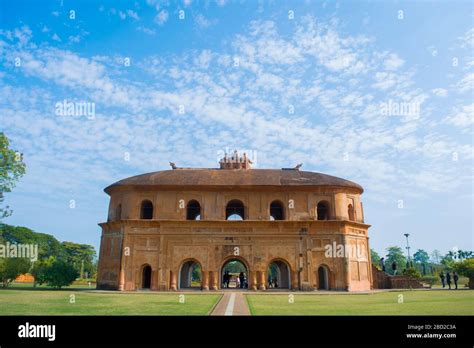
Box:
(44, 260, 79, 289)
(453, 258, 474, 289)
(402, 267, 422, 279)
(421, 275, 437, 287)
(31, 256, 55, 287)
(0, 258, 31, 287)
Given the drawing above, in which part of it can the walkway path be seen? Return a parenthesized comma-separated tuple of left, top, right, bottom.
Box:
(210, 292, 251, 316)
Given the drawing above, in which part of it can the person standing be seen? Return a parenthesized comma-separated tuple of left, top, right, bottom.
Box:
(391, 261, 397, 275)
(223, 271, 230, 288)
(446, 272, 452, 290)
(239, 272, 245, 289)
(439, 271, 445, 288)
(453, 272, 459, 290)
(380, 257, 386, 272)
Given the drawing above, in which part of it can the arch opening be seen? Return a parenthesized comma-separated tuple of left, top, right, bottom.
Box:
(267, 260, 291, 289)
(141, 264, 152, 289)
(179, 260, 202, 289)
(317, 201, 330, 220)
(186, 200, 201, 220)
(348, 204, 355, 221)
(226, 200, 245, 220)
(221, 259, 248, 289)
(140, 200, 153, 219)
(318, 265, 329, 290)
(269, 200, 285, 220)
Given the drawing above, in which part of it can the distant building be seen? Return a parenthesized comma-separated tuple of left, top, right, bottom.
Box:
(97, 151, 372, 291)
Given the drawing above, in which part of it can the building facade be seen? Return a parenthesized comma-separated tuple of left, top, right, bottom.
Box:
(97, 152, 373, 291)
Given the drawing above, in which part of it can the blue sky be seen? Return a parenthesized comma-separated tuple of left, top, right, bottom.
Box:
(0, 0, 472, 259)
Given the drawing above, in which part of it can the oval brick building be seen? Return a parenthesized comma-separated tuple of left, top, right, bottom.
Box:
(97, 151, 372, 291)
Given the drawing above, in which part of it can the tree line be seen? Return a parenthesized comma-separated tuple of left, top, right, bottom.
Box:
(371, 246, 474, 288)
(0, 223, 97, 288)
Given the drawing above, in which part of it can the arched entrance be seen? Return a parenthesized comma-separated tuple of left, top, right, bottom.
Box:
(221, 258, 248, 289)
(267, 260, 291, 289)
(179, 260, 202, 289)
(318, 265, 329, 290)
(141, 264, 152, 289)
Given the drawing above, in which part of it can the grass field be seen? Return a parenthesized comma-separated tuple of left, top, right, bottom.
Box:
(246, 291, 474, 315)
(0, 289, 222, 315)
(1, 286, 473, 315)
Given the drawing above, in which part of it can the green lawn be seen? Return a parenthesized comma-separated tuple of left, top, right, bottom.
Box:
(0, 289, 222, 315)
(246, 291, 474, 315)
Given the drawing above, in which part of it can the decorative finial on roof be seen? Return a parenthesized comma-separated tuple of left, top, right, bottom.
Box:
(219, 150, 252, 170)
(294, 163, 303, 170)
(169, 162, 177, 170)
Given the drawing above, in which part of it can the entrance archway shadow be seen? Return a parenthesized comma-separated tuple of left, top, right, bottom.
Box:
(267, 259, 291, 289)
(318, 265, 330, 290)
(221, 257, 249, 290)
(141, 264, 152, 289)
(179, 259, 202, 289)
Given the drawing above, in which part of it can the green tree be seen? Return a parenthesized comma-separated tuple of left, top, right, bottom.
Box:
(44, 260, 79, 289)
(0, 132, 26, 219)
(31, 256, 55, 287)
(455, 250, 473, 261)
(403, 267, 422, 279)
(441, 251, 457, 270)
(384, 246, 407, 275)
(413, 249, 430, 264)
(0, 224, 63, 260)
(370, 249, 381, 269)
(0, 257, 31, 287)
(61, 241, 96, 278)
(453, 258, 474, 289)
(430, 250, 442, 264)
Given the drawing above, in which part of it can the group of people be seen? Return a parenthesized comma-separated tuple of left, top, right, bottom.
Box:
(222, 270, 247, 289)
(268, 277, 279, 288)
(439, 271, 459, 290)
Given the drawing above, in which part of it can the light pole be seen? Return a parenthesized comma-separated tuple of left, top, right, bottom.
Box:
(404, 233, 411, 268)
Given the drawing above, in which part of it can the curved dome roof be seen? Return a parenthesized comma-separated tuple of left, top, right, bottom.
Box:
(105, 169, 363, 193)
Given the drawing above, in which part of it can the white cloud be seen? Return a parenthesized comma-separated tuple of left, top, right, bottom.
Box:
(444, 104, 474, 128)
(155, 10, 169, 26)
(0, 17, 471, 207)
(137, 26, 156, 35)
(194, 14, 216, 28)
(384, 53, 404, 70)
(455, 73, 474, 93)
(432, 88, 448, 97)
(127, 10, 139, 20)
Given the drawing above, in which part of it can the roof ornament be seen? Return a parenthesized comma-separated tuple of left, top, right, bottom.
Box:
(294, 163, 303, 170)
(219, 149, 252, 170)
(169, 162, 177, 170)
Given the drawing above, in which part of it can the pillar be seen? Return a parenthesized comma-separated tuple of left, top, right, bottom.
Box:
(257, 271, 266, 290)
(342, 235, 350, 291)
(250, 271, 257, 291)
(201, 271, 209, 291)
(210, 271, 219, 290)
(170, 271, 177, 291)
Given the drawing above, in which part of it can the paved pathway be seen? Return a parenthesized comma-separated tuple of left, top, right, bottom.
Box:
(210, 292, 250, 316)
